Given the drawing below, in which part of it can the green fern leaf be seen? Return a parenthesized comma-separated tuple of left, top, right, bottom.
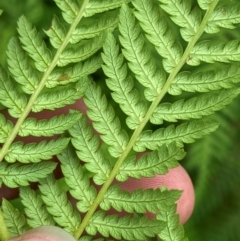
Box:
(45, 16, 66, 49)
(119, 4, 165, 102)
(0, 67, 27, 118)
(197, 0, 213, 10)
(47, 56, 101, 88)
(0, 113, 14, 143)
(69, 115, 112, 184)
(0, 161, 57, 188)
(39, 175, 81, 234)
(158, 0, 201, 42)
(71, 14, 118, 43)
(19, 111, 81, 137)
(17, 16, 52, 72)
(188, 40, 240, 65)
(58, 146, 97, 212)
(84, 82, 129, 158)
(151, 88, 240, 124)
(158, 205, 188, 241)
(1, 199, 29, 237)
(134, 120, 219, 152)
(117, 143, 185, 181)
(19, 186, 55, 228)
(102, 33, 147, 130)
(133, 0, 183, 73)
(206, 4, 240, 33)
(5, 138, 70, 163)
(33, 78, 89, 112)
(169, 64, 240, 95)
(58, 33, 106, 66)
(7, 37, 40, 94)
(101, 185, 181, 214)
(87, 210, 165, 240)
(84, 0, 131, 17)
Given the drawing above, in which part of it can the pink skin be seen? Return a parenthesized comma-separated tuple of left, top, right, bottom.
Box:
(1, 99, 195, 240)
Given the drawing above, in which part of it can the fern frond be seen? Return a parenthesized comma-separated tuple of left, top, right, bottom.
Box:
(117, 143, 185, 181)
(151, 88, 240, 124)
(206, 4, 240, 33)
(5, 138, 70, 163)
(133, 0, 183, 73)
(197, 0, 213, 10)
(69, 115, 112, 184)
(17, 16, 52, 72)
(188, 40, 240, 65)
(0, 67, 27, 118)
(158, 205, 188, 241)
(86, 210, 165, 240)
(19, 111, 81, 137)
(58, 33, 106, 66)
(134, 120, 219, 152)
(39, 175, 81, 234)
(1, 199, 29, 237)
(84, 82, 129, 158)
(71, 14, 118, 43)
(0, 161, 57, 187)
(169, 63, 240, 95)
(20, 186, 55, 228)
(0, 114, 13, 143)
(101, 185, 181, 214)
(119, 4, 165, 101)
(84, 0, 131, 17)
(102, 33, 147, 130)
(58, 146, 97, 212)
(7, 37, 40, 94)
(158, 0, 201, 42)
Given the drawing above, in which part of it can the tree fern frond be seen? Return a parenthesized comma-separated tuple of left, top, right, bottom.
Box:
(158, 205, 188, 241)
(133, 0, 183, 73)
(0, 161, 57, 188)
(45, 16, 66, 49)
(206, 4, 240, 34)
(84, 0, 131, 17)
(17, 16, 52, 72)
(101, 185, 181, 214)
(102, 33, 147, 130)
(47, 56, 102, 88)
(19, 186, 55, 228)
(19, 111, 81, 137)
(7, 37, 40, 94)
(39, 175, 81, 234)
(32, 78, 88, 112)
(58, 146, 97, 212)
(188, 40, 240, 66)
(151, 88, 240, 124)
(69, 115, 112, 184)
(119, 4, 166, 102)
(0, 113, 14, 143)
(58, 33, 106, 66)
(71, 14, 118, 43)
(169, 64, 240, 95)
(84, 82, 129, 158)
(0, 67, 28, 118)
(1, 199, 29, 237)
(117, 143, 185, 181)
(5, 138, 70, 163)
(134, 120, 219, 152)
(53, 0, 80, 24)
(158, 0, 201, 42)
(86, 210, 165, 240)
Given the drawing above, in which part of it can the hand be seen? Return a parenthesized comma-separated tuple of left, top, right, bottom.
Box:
(1, 99, 195, 240)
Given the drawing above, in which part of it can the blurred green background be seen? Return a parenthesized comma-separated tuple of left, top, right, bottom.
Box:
(0, 0, 240, 240)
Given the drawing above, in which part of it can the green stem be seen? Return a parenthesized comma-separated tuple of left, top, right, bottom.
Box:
(0, 0, 89, 162)
(0, 210, 10, 241)
(74, 0, 219, 239)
